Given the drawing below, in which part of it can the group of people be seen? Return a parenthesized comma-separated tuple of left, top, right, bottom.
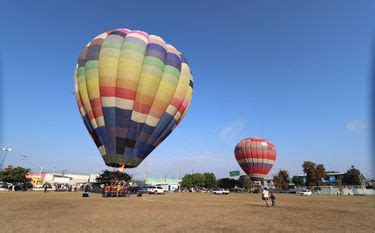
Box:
(261, 187, 276, 207)
(102, 182, 131, 198)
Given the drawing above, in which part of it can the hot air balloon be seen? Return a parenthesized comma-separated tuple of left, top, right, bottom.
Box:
(74, 28, 193, 169)
(234, 138, 276, 181)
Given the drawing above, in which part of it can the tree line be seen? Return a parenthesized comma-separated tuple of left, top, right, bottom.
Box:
(0, 162, 370, 190)
(273, 161, 367, 190)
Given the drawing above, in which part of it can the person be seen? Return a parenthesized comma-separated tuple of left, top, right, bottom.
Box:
(104, 185, 109, 198)
(109, 183, 114, 197)
(123, 184, 128, 198)
(84, 185, 89, 193)
(43, 184, 48, 192)
(116, 182, 121, 197)
(270, 192, 276, 206)
(262, 187, 270, 207)
(126, 184, 131, 197)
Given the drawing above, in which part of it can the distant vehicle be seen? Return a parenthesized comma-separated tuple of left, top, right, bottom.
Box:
(212, 189, 229, 195)
(147, 186, 165, 194)
(14, 182, 34, 191)
(0, 182, 10, 191)
(297, 189, 312, 196)
(230, 188, 244, 193)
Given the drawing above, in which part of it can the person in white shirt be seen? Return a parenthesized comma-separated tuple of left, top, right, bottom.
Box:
(262, 187, 270, 207)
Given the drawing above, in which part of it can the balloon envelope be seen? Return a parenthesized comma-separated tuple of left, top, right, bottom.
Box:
(74, 29, 193, 168)
(234, 138, 276, 181)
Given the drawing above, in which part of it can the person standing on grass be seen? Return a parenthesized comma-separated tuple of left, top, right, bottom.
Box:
(116, 182, 121, 197)
(262, 187, 270, 207)
(123, 183, 128, 198)
(127, 183, 131, 197)
(270, 192, 276, 206)
(106, 184, 111, 198)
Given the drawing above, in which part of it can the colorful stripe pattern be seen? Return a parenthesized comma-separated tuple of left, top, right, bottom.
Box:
(74, 29, 193, 168)
(234, 138, 276, 181)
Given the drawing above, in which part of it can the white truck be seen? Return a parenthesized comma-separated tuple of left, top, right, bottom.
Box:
(212, 189, 230, 195)
(147, 186, 166, 194)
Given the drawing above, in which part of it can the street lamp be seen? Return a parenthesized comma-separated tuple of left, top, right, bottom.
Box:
(1, 147, 12, 169)
(178, 164, 182, 181)
(178, 164, 182, 192)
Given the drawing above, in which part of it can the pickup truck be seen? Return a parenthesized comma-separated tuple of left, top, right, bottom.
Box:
(147, 186, 165, 194)
(212, 189, 229, 195)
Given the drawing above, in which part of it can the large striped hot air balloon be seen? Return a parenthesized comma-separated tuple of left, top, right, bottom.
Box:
(74, 28, 193, 168)
(234, 138, 276, 181)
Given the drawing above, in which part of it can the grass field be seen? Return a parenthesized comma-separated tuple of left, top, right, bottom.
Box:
(0, 192, 374, 232)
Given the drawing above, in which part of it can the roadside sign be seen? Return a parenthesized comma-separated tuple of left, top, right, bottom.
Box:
(229, 171, 240, 177)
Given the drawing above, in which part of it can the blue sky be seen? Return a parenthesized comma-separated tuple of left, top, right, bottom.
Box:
(1, 0, 374, 179)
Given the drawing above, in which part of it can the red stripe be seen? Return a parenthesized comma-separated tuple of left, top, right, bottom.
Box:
(242, 166, 271, 175)
(170, 98, 181, 109)
(133, 101, 151, 114)
(76, 97, 83, 108)
(90, 98, 102, 107)
(235, 150, 276, 161)
(90, 38, 104, 46)
(100, 87, 116, 96)
(100, 87, 136, 99)
(116, 88, 136, 99)
(87, 111, 95, 121)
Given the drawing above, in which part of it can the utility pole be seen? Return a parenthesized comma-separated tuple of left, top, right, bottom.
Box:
(178, 164, 182, 192)
(39, 166, 44, 175)
(144, 161, 148, 183)
(52, 167, 56, 176)
(1, 147, 12, 169)
(19, 155, 27, 167)
(178, 164, 182, 181)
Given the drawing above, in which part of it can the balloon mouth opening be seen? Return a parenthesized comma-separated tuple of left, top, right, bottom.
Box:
(250, 177, 263, 182)
(106, 163, 137, 169)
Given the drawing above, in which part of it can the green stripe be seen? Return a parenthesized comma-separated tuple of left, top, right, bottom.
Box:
(143, 56, 165, 71)
(122, 41, 147, 53)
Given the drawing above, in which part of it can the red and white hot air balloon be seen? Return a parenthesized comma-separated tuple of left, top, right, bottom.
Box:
(234, 138, 276, 181)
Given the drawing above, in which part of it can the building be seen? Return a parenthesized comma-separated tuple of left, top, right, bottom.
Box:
(296, 172, 345, 185)
(27, 172, 99, 186)
(145, 178, 180, 192)
(321, 172, 345, 184)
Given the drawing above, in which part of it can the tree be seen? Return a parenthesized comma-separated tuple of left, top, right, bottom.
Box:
(191, 173, 205, 188)
(238, 175, 253, 189)
(217, 178, 237, 189)
(0, 167, 31, 183)
(342, 165, 364, 186)
(292, 176, 305, 187)
(273, 170, 290, 190)
(302, 161, 327, 187)
(181, 173, 217, 190)
(203, 173, 217, 189)
(181, 174, 194, 189)
(96, 170, 131, 184)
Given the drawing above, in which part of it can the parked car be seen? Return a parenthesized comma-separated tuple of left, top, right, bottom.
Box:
(297, 189, 312, 196)
(0, 182, 11, 191)
(147, 186, 165, 194)
(14, 182, 34, 191)
(212, 189, 229, 195)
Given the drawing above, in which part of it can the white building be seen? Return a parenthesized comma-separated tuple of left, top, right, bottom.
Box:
(42, 173, 99, 185)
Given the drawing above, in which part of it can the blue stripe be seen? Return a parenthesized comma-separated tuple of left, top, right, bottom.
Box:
(165, 53, 181, 71)
(145, 43, 166, 61)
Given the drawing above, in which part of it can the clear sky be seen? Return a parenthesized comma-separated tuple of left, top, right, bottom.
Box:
(1, 0, 374, 179)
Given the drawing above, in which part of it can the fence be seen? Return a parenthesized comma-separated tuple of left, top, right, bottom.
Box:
(309, 186, 375, 195)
